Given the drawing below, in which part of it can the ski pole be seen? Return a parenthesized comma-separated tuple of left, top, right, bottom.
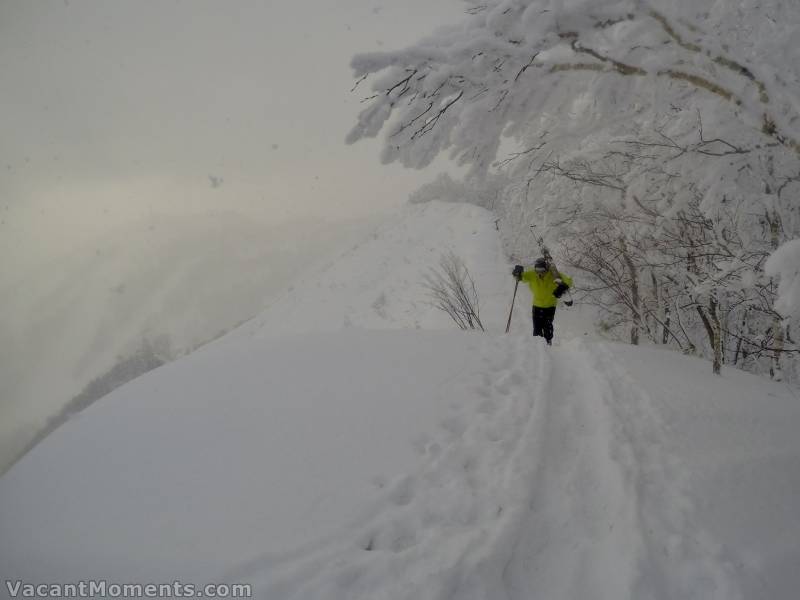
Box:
(505, 279, 520, 334)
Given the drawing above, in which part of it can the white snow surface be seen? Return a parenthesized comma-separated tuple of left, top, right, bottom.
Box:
(767, 238, 800, 320)
(0, 211, 374, 474)
(2, 201, 799, 599)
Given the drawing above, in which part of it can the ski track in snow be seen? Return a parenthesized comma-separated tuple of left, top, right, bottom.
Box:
(227, 337, 740, 600)
(226, 333, 549, 599)
(505, 341, 739, 600)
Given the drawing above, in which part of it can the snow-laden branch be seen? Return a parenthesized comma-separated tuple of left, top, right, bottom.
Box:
(347, 0, 800, 172)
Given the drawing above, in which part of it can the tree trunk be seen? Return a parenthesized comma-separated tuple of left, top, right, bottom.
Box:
(696, 300, 722, 375)
(732, 308, 749, 366)
(709, 292, 723, 375)
(619, 237, 640, 345)
(650, 270, 663, 344)
(767, 207, 785, 380)
(772, 325, 785, 381)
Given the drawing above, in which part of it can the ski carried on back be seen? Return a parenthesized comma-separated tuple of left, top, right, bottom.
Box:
(530, 225, 573, 307)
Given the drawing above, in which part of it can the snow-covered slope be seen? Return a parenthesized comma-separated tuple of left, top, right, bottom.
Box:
(0, 211, 372, 474)
(226, 201, 510, 337)
(1, 201, 799, 599)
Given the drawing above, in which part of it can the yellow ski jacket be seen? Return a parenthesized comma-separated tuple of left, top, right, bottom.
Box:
(521, 268, 574, 308)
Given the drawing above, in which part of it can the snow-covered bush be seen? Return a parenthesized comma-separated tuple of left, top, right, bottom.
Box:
(423, 253, 485, 331)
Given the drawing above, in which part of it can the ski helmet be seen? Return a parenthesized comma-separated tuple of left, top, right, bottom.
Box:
(533, 257, 548, 272)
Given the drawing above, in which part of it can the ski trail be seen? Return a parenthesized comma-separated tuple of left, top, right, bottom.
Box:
(504, 340, 641, 600)
(505, 339, 740, 600)
(226, 334, 551, 600)
(584, 343, 741, 600)
(226, 336, 741, 599)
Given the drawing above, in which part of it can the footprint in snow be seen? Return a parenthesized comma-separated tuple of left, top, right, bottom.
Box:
(477, 385, 493, 399)
(477, 398, 496, 414)
(440, 415, 467, 437)
(388, 476, 415, 506)
(493, 371, 514, 395)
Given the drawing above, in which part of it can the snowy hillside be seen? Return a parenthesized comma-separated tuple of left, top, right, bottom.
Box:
(226, 201, 510, 337)
(0, 212, 372, 474)
(1, 202, 799, 599)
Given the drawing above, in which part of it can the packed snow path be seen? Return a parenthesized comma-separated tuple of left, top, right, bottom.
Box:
(231, 337, 739, 600)
(505, 342, 738, 600)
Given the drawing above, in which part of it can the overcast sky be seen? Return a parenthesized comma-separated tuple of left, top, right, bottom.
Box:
(0, 0, 463, 271)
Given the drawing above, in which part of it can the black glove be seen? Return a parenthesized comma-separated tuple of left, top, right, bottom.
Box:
(553, 281, 569, 298)
(512, 265, 524, 280)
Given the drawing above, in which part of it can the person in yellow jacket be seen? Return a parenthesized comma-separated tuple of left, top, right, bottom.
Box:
(512, 257, 573, 345)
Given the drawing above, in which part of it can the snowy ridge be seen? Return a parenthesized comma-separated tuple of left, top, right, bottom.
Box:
(0, 212, 371, 474)
(226, 201, 509, 338)
(1, 201, 799, 599)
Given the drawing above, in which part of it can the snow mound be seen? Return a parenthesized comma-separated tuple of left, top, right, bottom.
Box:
(766, 238, 800, 320)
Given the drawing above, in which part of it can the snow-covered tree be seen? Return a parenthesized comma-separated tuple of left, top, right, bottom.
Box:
(348, 0, 800, 172)
(348, 0, 800, 379)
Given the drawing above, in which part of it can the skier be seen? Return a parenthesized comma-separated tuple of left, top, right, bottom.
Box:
(511, 257, 573, 345)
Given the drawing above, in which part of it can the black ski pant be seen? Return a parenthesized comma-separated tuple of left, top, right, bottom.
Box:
(532, 306, 556, 345)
